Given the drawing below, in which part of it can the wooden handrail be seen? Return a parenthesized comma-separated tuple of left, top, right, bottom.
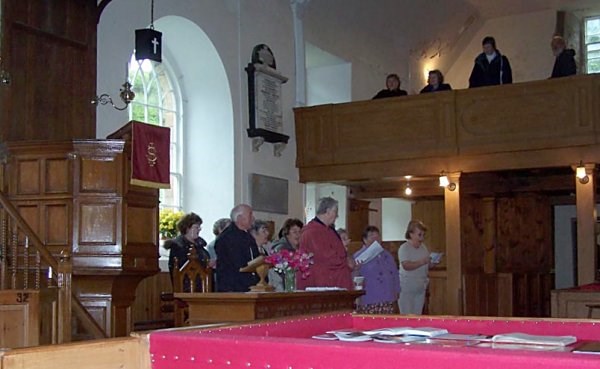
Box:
(0, 190, 108, 339)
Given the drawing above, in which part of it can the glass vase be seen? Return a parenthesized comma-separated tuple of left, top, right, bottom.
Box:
(283, 269, 296, 292)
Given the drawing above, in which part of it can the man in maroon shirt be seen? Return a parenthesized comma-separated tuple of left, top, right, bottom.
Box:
(296, 197, 353, 290)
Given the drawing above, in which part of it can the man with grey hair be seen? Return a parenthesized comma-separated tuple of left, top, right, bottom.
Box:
(296, 197, 353, 290)
(215, 204, 260, 292)
(550, 35, 576, 78)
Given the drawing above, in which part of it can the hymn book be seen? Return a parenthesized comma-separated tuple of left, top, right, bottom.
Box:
(362, 326, 449, 337)
(491, 333, 577, 346)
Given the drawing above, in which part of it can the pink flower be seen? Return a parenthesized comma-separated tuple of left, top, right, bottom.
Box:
(265, 250, 313, 279)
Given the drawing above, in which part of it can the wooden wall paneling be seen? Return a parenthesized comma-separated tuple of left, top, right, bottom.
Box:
(0, 336, 151, 369)
(0, 290, 40, 348)
(73, 293, 111, 341)
(131, 272, 172, 326)
(294, 75, 600, 184)
(39, 288, 58, 345)
(550, 288, 600, 318)
(1, 0, 97, 141)
(346, 199, 370, 242)
(460, 195, 485, 272)
(78, 157, 121, 194)
(70, 138, 159, 337)
(44, 157, 72, 195)
(411, 200, 445, 260)
(481, 197, 497, 273)
(455, 78, 595, 155)
(332, 94, 457, 164)
(15, 159, 41, 195)
(428, 269, 447, 315)
(293, 104, 336, 169)
(496, 272, 514, 316)
(496, 195, 553, 273)
(43, 202, 71, 249)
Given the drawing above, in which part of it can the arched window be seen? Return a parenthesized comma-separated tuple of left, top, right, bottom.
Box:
(128, 56, 182, 210)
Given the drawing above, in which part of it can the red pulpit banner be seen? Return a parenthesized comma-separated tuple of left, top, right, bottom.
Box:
(130, 121, 170, 189)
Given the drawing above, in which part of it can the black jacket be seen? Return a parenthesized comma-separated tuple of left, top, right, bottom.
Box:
(164, 235, 210, 276)
(420, 83, 452, 94)
(372, 89, 408, 99)
(469, 51, 512, 88)
(215, 223, 260, 292)
(550, 49, 576, 78)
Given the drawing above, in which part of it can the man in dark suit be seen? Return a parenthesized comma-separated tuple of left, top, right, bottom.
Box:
(215, 204, 260, 292)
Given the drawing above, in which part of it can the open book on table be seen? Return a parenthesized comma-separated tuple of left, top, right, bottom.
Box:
(491, 332, 577, 346)
(362, 326, 449, 337)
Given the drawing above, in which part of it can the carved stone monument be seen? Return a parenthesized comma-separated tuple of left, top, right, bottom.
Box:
(245, 44, 289, 156)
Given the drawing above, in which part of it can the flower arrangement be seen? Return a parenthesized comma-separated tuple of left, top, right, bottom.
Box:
(265, 249, 313, 279)
(159, 209, 184, 239)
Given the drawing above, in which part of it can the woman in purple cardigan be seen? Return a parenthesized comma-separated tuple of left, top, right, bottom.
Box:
(353, 226, 400, 314)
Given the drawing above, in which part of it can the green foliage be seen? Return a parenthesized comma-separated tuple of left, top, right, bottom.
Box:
(159, 209, 184, 239)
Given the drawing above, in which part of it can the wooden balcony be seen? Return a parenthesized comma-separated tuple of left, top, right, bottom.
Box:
(295, 74, 600, 316)
(294, 74, 600, 183)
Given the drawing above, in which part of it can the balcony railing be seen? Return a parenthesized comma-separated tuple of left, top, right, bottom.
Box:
(294, 74, 600, 183)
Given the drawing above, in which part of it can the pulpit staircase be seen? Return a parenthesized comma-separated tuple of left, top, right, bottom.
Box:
(0, 190, 106, 348)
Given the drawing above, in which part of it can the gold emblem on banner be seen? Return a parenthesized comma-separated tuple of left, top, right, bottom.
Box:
(146, 142, 158, 167)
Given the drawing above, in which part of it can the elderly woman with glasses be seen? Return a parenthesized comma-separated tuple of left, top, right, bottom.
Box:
(249, 219, 272, 255)
(163, 212, 212, 280)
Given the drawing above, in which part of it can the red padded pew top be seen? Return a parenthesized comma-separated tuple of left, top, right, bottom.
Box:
(149, 313, 600, 369)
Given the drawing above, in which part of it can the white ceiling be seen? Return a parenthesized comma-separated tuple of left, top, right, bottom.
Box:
(305, 0, 600, 53)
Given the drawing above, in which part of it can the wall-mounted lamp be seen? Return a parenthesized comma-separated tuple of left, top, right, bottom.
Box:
(404, 175, 413, 196)
(576, 161, 590, 184)
(0, 57, 10, 86)
(439, 172, 457, 191)
(91, 81, 135, 111)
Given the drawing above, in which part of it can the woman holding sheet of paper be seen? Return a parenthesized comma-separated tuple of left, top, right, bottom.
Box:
(398, 220, 435, 315)
(353, 226, 400, 314)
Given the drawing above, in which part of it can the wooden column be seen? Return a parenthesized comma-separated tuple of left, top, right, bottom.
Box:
(575, 163, 596, 285)
(445, 172, 462, 315)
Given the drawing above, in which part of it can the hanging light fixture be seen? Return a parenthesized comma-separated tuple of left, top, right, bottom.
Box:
(135, 0, 162, 62)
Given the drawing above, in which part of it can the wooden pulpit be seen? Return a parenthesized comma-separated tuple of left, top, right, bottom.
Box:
(1, 121, 160, 338)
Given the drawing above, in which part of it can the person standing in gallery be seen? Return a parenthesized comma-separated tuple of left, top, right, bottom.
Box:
(373, 74, 408, 99)
(550, 35, 577, 78)
(468, 36, 512, 88)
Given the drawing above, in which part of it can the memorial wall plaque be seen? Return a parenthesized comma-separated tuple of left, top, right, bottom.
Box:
(250, 173, 289, 214)
(245, 44, 289, 147)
